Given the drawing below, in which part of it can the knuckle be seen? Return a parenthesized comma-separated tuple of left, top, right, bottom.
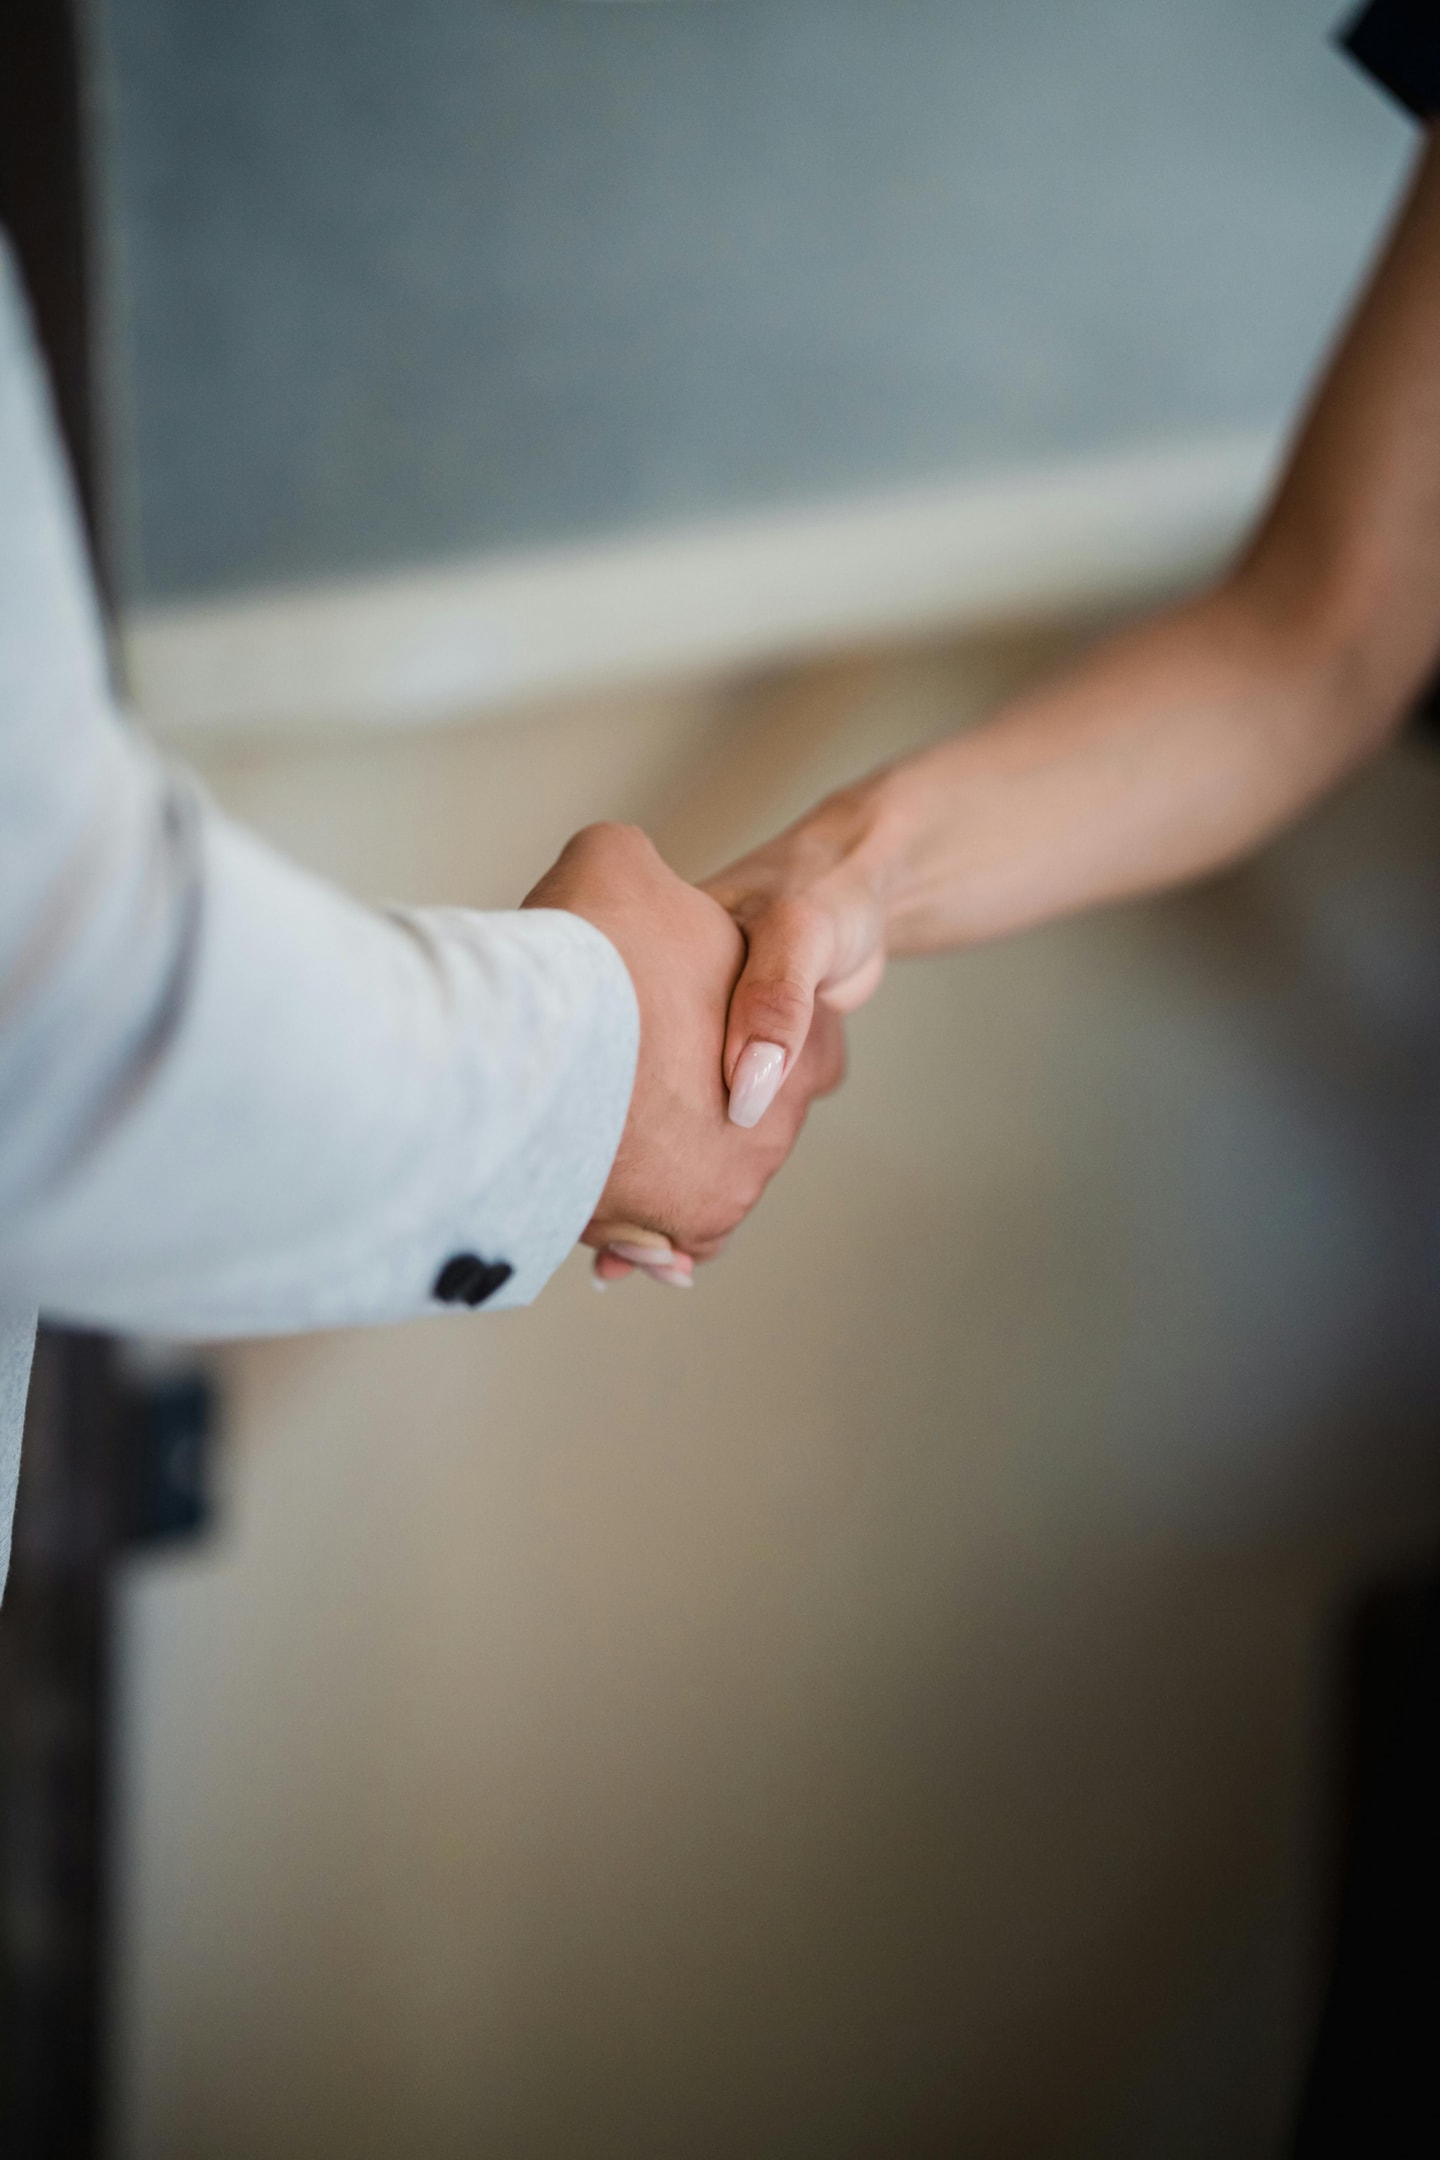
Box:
(812, 1009, 848, 1093)
(762, 896, 827, 959)
(743, 974, 813, 1042)
(570, 820, 651, 861)
(689, 1211, 737, 1251)
(699, 1168, 771, 1246)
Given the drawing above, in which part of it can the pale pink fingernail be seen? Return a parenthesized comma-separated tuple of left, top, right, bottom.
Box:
(728, 1040, 786, 1128)
(590, 1272, 609, 1293)
(651, 1266, 694, 1289)
(608, 1241, 675, 1267)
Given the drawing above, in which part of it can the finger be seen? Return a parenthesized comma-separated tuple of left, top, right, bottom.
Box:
(583, 1219, 675, 1258)
(798, 1000, 848, 1100)
(821, 945, 886, 1014)
(723, 900, 838, 1126)
(629, 1248, 694, 1284)
(593, 1247, 695, 1290)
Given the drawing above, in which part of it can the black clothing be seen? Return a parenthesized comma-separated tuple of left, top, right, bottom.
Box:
(1341, 0, 1440, 119)
(1287, 14, 1440, 2153)
(1290, 1576, 1440, 2155)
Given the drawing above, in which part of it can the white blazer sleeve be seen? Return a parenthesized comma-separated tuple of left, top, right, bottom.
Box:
(0, 240, 639, 1340)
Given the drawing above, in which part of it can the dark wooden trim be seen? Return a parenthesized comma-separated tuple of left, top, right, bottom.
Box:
(0, 7, 124, 2157)
(0, 0, 105, 578)
(0, 1335, 128, 2160)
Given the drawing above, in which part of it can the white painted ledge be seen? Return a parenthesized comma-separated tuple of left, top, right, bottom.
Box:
(121, 431, 1279, 740)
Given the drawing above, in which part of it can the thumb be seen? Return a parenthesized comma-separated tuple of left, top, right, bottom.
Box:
(723, 899, 839, 1128)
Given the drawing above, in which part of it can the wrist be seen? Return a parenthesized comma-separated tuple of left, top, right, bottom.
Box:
(844, 756, 956, 956)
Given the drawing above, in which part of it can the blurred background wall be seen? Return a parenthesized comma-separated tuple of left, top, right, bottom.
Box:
(98, 0, 1404, 600)
(113, 646, 1440, 2160)
(78, 2, 1440, 2155)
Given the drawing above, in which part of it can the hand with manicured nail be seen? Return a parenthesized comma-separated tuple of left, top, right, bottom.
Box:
(727, 1040, 787, 1129)
(522, 823, 845, 1284)
(703, 133, 1440, 1140)
(703, 786, 890, 1129)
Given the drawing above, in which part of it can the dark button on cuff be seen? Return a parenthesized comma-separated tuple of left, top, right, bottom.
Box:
(432, 1253, 514, 1307)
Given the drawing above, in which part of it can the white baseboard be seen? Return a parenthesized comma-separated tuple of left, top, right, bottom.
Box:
(121, 431, 1278, 740)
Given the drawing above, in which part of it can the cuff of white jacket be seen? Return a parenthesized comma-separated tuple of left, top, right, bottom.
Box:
(0, 851, 639, 1337)
(405, 904, 639, 1315)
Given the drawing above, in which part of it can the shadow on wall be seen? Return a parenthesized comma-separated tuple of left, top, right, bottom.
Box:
(113, 626, 1440, 2160)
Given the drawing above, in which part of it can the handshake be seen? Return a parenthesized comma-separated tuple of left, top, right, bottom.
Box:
(523, 813, 879, 1290)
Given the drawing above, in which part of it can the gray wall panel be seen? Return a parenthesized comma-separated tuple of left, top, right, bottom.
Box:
(96, 0, 1411, 601)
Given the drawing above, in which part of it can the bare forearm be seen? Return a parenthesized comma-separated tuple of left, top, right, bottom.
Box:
(709, 136, 1440, 1114)
(857, 580, 1391, 954)
(836, 130, 1440, 957)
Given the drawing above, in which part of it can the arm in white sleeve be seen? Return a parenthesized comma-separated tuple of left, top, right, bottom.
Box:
(0, 238, 638, 1339)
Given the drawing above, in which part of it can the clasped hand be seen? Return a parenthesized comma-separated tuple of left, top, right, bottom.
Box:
(523, 822, 850, 1285)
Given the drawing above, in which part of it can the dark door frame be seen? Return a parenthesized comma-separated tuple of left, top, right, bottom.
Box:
(0, 6, 127, 2156)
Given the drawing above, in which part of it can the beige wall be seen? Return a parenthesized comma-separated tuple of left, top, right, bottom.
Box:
(113, 628, 1440, 2159)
